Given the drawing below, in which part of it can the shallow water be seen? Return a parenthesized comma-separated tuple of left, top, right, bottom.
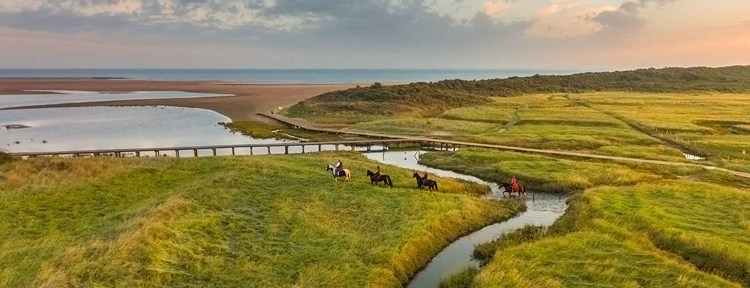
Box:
(363, 150, 568, 288)
(683, 153, 706, 161)
(0, 90, 231, 109)
(0, 106, 287, 153)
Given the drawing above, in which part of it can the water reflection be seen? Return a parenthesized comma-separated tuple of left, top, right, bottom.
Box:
(0, 90, 231, 109)
(1, 106, 286, 153)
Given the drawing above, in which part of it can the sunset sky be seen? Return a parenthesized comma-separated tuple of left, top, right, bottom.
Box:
(1, 0, 748, 69)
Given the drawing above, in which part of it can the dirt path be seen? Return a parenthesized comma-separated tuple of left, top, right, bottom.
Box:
(261, 113, 750, 179)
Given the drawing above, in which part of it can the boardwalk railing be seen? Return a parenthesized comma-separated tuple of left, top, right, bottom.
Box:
(9, 139, 450, 158)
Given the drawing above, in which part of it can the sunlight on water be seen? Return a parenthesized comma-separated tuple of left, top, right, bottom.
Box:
(0, 106, 285, 152)
(0, 90, 231, 109)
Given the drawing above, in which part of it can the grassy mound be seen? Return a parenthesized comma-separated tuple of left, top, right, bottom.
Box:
(0, 153, 523, 287)
(476, 181, 750, 287)
(476, 231, 739, 287)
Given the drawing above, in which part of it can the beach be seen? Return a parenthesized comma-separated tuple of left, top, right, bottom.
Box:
(0, 78, 357, 121)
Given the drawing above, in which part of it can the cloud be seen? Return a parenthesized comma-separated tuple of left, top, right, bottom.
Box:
(590, 0, 679, 31)
(591, 2, 645, 31)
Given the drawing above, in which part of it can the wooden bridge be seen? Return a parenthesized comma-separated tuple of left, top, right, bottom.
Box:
(8, 112, 750, 180)
(8, 139, 463, 158)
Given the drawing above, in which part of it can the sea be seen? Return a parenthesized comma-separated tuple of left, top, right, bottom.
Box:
(0, 68, 581, 83)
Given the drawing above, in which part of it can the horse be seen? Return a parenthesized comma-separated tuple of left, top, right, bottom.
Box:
(366, 170, 393, 187)
(326, 164, 350, 181)
(413, 172, 438, 191)
(501, 182, 526, 198)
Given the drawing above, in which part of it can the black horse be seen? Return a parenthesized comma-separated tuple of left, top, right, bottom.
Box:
(366, 170, 393, 187)
(413, 172, 438, 191)
(501, 182, 526, 198)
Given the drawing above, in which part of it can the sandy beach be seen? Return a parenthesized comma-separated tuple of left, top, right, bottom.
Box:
(0, 78, 357, 121)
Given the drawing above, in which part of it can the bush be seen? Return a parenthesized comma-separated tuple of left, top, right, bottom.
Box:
(0, 150, 13, 165)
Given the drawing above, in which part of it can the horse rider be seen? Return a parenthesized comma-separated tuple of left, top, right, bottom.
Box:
(510, 176, 518, 190)
(423, 172, 429, 181)
(374, 165, 381, 181)
(335, 159, 343, 176)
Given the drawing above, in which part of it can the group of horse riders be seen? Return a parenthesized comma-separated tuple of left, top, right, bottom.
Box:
(332, 159, 525, 196)
(332, 159, 432, 189)
(334, 159, 430, 182)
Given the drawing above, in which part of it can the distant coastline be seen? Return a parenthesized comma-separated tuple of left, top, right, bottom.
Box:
(0, 68, 583, 84)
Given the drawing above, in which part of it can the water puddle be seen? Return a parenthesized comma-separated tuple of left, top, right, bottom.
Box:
(362, 150, 568, 288)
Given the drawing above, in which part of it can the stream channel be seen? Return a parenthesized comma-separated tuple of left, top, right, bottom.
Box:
(362, 150, 568, 288)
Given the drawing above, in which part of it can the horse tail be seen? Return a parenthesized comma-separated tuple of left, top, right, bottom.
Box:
(387, 176, 393, 187)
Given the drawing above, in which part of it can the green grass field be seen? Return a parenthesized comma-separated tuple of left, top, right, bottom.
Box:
(0, 153, 523, 287)
(424, 148, 750, 287)
(291, 89, 750, 168)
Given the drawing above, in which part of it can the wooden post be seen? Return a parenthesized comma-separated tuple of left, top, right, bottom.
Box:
(175, 150, 180, 158)
(335, 144, 339, 151)
(136, 151, 141, 157)
(318, 144, 322, 152)
(155, 150, 160, 157)
(193, 149, 198, 157)
(250, 147, 254, 155)
(267, 147, 271, 155)
(302, 145, 305, 154)
(231, 147, 235, 155)
(212, 148, 217, 156)
(367, 144, 371, 151)
(285, 146, 289, 154)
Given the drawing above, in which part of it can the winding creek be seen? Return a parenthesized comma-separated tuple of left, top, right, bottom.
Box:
(363, 151, 568, 288)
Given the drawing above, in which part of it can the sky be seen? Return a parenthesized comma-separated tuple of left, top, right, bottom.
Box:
(0, 0, 748, 69)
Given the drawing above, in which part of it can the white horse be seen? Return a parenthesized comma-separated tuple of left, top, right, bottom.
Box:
(326, 164, 351, 181)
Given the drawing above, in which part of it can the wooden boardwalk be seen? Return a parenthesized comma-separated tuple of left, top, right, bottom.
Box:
(8, 112, 749, 180)
(9, 139, 421, 158)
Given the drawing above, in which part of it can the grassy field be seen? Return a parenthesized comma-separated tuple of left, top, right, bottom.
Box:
(290, 88, 750, 168)
(424, 148, 750, 287)
(421, 149, 672, 193)
(0, 153, 523, 287)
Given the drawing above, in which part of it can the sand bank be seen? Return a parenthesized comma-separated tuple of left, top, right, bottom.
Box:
(0, 78, 357, 121)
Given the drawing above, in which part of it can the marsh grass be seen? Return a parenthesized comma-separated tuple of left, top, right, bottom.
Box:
(0, 152, 523, 287)
(426, 148, 750, 286)
(222, 121, 363, 142)
(221, 120, 287, 139)
(419, 149, 657, 193)
(422, 148, 750, 287)
(439, 267, 479, 288)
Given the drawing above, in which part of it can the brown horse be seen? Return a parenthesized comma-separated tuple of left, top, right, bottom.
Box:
(413, 172, 438, 191)
(501, 182, 526, 198)
(367, 170, 393, 187)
